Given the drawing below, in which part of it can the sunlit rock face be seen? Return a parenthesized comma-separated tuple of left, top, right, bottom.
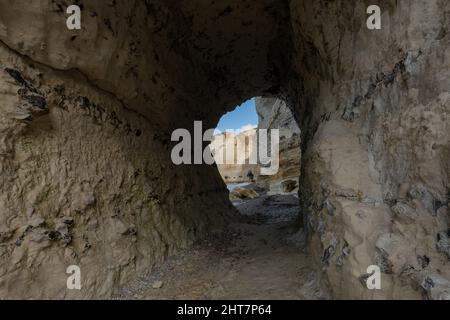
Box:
(0, 0, 449, 299)
(255, 97, 301, 194)
(212, 129, 259, 184)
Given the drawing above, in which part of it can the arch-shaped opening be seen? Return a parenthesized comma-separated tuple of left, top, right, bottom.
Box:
(120, 96, 320, 300)
(213, 97, 301, 199)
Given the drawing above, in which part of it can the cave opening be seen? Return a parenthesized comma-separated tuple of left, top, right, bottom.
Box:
(212, 97, 302, 203)
(170, 95, 311, 299)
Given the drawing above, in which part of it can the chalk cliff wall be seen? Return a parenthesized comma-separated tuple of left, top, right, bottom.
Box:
(212, 129, 259, 184)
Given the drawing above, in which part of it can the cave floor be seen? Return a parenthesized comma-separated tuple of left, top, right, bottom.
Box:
(116, 195, 323, 300)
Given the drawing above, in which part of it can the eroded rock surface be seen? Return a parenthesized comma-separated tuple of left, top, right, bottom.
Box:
(288, 0, 450, 299)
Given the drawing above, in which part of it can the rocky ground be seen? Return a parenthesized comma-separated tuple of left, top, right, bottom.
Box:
(115, 194, 327, 300)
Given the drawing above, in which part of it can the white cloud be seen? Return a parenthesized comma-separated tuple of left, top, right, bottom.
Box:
(213, 124, 257, 136)
(235, 123, 257, 133)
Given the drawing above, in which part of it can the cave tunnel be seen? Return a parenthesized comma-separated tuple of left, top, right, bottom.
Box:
(0, 0, 449, 300)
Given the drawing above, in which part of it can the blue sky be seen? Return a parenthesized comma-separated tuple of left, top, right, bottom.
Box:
(215, 98, 258, 133)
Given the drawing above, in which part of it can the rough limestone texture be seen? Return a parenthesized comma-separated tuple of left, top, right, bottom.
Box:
(0, 0, 237, 299)
(255, 97, 301, 194)
(0, 44, 234, 299)
(288, 0, 450, 299)
(0, 0, 449, 299)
